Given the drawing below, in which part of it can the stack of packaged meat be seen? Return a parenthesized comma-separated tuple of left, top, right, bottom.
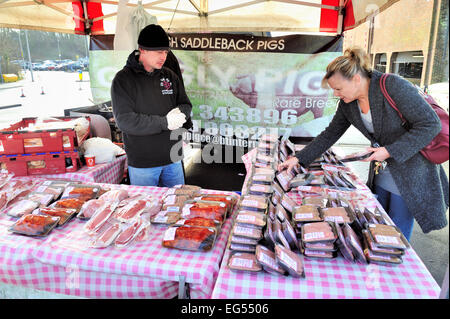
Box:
(160, 185, 239, 252)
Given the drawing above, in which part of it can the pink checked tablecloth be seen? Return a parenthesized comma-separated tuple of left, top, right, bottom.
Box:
(210, 147, 441, 299)
(35, 155, 127, 184)
(0, 183, 235, 299)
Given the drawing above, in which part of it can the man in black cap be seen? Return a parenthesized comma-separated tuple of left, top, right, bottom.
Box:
(111, 24, 192, 187)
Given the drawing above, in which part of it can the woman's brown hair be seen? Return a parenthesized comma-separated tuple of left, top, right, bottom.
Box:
(322, 47, 372, 88)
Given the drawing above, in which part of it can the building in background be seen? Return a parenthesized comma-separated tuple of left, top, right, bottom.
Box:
(343, 0, 448, 88)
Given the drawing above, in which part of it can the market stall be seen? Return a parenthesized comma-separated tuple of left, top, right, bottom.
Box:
(0, 176, 239, 298)
(210, 139, 442, 299)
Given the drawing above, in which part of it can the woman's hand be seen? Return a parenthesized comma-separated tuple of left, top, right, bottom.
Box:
(277, 156, 299, 172)
(362, 147, 390, 162)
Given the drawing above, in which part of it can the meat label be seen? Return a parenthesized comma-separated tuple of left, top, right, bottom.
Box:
(279, 251, 297, 270)
(375, 235, 400, 245)
(163, 227, 177, 241)
(324, 216, 344, 223)
(304, 231, 325, 241)
(236, 214, 256, 223)
(234, 226, 256, 237)
(230, 257, 254, 269)
(295, 213, 314, 220)
(258, 251, 278, 269)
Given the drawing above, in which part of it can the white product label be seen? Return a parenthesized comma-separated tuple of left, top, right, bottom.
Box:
(280, 251, 297, 270)
(167, 206, 180, 213)
(251, 185, 267, 192)
(324, 216, 344, 223)
(367, 251, 392, 261)
(241, 199, 258, 207)
(181, 204, 194, 216)
(163, 227, 177, 241)
(295, 213, 314, 220)
(304, 232, 325, 241)
(153, 215, 168, 223)
(237, 214, 256, 223)
(305, 249, 329, 256)
(234, 226, 255, 237)
(259, 252, 278, 269)
(230, 257, 254, 269)
(164, 195, 177, 205)
(375, 235, 400, 245)
(281, 199, 293, 211)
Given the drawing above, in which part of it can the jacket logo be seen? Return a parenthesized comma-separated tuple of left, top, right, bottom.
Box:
(160, 78, 173, 95)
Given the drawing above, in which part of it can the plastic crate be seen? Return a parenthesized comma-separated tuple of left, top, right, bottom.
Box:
(0, 116, 90, 156)
(0, 151, 81, 176)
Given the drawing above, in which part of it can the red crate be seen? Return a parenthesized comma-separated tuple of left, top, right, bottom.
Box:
(0, 151, 81, 176)
(0, 116, 90, 155)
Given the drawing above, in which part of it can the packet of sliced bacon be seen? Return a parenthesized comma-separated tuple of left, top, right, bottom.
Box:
(162, 225, 217, 252)
(3, 199, 40, 218)
(97, 189, 129, 203)
(90, 221, 122, 248)
(84, 202, 118, 234)
(114, 217, 150, 248)
(114, 197, 159, 222)
(77, 199, 106, 220)
(10, 214, 60, 237)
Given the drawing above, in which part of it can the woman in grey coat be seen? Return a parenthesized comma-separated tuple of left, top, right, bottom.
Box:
(278, 47, 448, 240)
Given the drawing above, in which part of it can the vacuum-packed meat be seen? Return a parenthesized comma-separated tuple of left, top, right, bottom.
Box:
(181, 201, 227, 222)
(54, 198, 86, 211)
(78, 199, 105, 219)
(302, 221, 336, 243)
(98, 189, 129, 203)
(255, 245, 286, 275)
(115, 218, 149, 247)
(84, 203, 117, 234)
(162, 225, 216, 251)
(228, 252, 262, 272)
(38, 207, 77, 226)
(3, 199, 40, 218)
(90, 222, 122, 248)
(274, 244, 305, 278)
(10, 214, 60, 237)
(114, 199, 148, 222)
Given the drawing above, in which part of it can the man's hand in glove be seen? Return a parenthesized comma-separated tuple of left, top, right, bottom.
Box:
(166, 108, 186, 130)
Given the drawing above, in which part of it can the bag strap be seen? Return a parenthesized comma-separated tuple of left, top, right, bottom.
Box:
(379, 74, 406, 123)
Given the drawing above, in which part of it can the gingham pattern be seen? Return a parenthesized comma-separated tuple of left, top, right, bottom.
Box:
(0, 183, 235, 299)
(36, 155, 128, 184)
(211, 147, 441, 299)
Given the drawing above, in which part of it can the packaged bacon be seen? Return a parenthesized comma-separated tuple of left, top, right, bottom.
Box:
(301, 221, 337, 244)
(115, 198, 155, 223)
(162, 225, 217, 252)
(293, 205, 322, 223)
(25, 192, 54, 208)
(34, 185, 64, 201)
(255, 245, 286, 276)
(3, 199, 40, 218)
(275, 205, 290, 223)
(84, 202, 118, 234)
(289, 174, 314, 188)
(38, 207, 77, 226)
(61, 184, 100, 201)
(240, 195, 268, 213)
(115, 218, 149, 248)
(228, 252, 262, 273)
(10, 214, 60, 237)
(181, 200, 227, 223)
(98, 189, 129, 203)
(90, 222, 122, 248)
(274, 244, 305, 278)
(77, 199, 106, 220)
(303, 241, 336, 251)
(151, 211, 181, 225)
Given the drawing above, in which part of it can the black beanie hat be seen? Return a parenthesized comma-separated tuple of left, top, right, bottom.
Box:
(138, 24, 169, 51)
